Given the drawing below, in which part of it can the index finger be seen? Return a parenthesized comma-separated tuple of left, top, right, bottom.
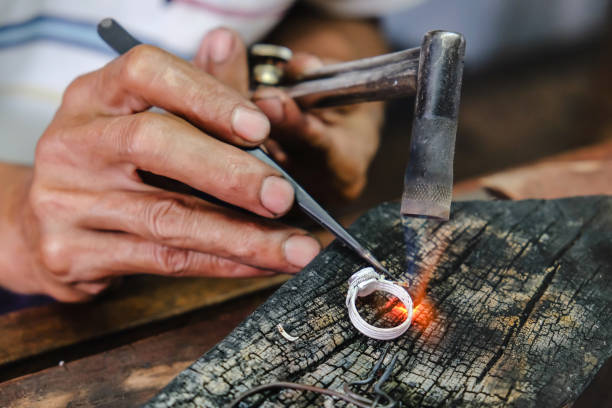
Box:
(63, 45, 269, 146)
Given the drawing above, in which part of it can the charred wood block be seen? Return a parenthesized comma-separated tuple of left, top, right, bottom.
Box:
(146, 197, 612, 407)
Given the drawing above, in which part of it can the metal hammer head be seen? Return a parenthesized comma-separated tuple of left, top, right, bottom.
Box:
(401, 31, 466, 220)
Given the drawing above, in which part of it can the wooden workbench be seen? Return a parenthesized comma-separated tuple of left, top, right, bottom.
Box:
(1, 139, 611, 408)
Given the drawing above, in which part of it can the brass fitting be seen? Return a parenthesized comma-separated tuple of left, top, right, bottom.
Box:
(249, 44, 293, 86)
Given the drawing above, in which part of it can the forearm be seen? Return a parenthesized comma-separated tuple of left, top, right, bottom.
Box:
(0, 162, 35, 293)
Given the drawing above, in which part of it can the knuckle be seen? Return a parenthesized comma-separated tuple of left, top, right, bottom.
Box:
(34, 136, 57, 163)
(202, 254, 257, 277)
(27, 186, 47, 216)
(119, 112, 155, 158)
(34, 121, 74, 164)
(61, 73, 90, 108)
(220, 158, 251, 195)
(120, 44, 161, 87)
(232, 241, 257, 260)
(145, 197, 190, 243)
(231, 223, 264, 260)
(39, 235, 70, 277)
(153, 245, 191, 275)
(117, 112, 175, 161)
(28, 187, 62, 220)
(207, 254, 237, 275)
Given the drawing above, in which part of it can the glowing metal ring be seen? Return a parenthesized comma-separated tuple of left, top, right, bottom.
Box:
(345, 267, 413, 340)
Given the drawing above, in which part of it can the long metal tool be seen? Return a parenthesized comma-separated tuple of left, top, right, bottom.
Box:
(282, 48, 419, 108)
(249, 41, 420, 108)
(96, 18, 390, 276)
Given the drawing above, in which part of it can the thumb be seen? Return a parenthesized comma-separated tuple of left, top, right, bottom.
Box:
(194, 27, 250, 96)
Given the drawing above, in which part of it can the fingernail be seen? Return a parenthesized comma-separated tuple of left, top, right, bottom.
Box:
(302, 55, 324, 73)
(208, 29, 234, 64)
(232, 106, 270, 142)
(284, 235, 321, 268)
(256, 97, 284, 124)
(260, 176, 294, 215)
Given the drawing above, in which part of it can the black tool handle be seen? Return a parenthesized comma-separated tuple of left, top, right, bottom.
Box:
(98, 18, 142, 53)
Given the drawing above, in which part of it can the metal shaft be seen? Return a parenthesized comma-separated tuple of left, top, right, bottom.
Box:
(247, 149, 391, 278)
(401, 31, 466, 220)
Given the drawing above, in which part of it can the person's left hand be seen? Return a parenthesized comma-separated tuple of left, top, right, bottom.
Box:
(194, 28, 384, 204)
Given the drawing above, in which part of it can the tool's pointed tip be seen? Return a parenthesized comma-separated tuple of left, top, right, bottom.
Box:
(365, 255, 393, 279)
(378, 267, 393, 279)
(359, 249, 394, 279)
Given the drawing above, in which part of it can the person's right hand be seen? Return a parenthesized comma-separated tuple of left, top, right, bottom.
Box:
(11, 45, 320, 302)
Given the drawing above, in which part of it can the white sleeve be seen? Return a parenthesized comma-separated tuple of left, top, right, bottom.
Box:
(305, 0, 425, 17)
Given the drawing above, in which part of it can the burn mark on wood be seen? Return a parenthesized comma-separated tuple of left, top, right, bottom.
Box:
(146, 197, 612, 407)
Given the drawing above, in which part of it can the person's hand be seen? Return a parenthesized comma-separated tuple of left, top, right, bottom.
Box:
(7, 44, 321, 302)
(194, 28, 384, 203)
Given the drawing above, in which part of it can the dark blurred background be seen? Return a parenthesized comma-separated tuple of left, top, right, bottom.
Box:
(343, 0, 612, 215)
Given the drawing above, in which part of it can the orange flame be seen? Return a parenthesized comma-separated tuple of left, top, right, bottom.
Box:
(382, 296, 437, 334)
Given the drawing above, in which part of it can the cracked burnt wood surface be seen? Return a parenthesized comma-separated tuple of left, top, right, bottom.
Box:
(146, 197, 612, 407)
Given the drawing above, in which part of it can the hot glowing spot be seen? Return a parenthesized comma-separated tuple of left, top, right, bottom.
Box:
(391, 304, 408, 319)
(381, 297, 409, 323)
(412, 299, 436, 329)
(381, 295, 437, 332)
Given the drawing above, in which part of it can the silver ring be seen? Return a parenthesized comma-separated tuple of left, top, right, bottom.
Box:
(345, 267, 413, 340)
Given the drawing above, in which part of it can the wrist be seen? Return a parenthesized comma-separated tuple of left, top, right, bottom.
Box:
(0, 163, 39, 294)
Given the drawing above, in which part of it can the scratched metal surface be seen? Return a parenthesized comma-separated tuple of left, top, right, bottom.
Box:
(146, 197, 612, 408)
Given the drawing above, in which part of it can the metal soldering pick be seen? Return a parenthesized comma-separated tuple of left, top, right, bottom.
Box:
(248, 148, 392, 278)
